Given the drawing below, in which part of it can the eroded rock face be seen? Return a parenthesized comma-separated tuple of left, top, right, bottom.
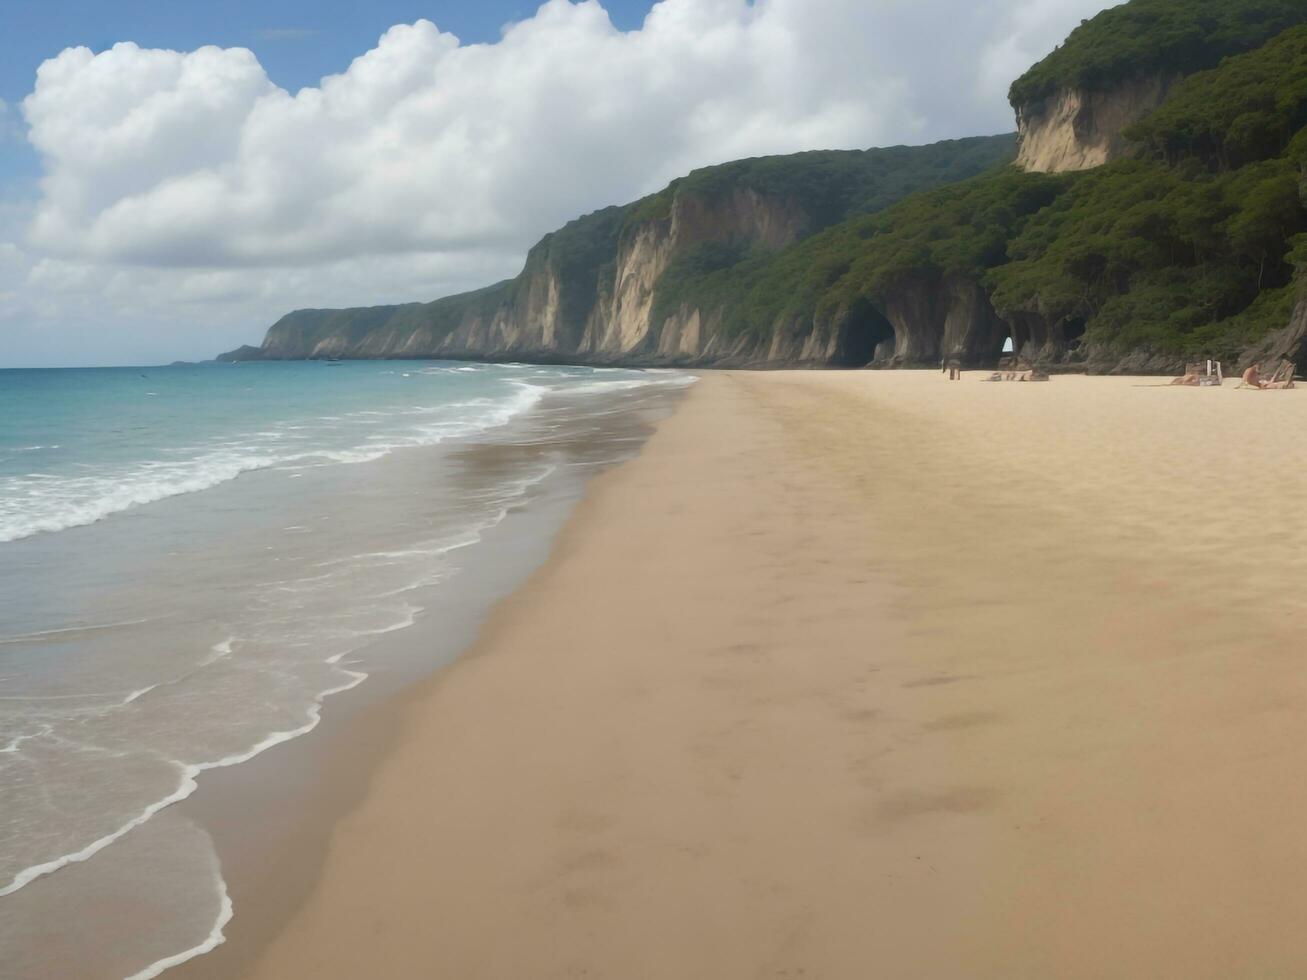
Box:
(244, 185, 818, 367)
(845, 273, 1010, 368)
(580, 187, 810, 358)
(999, 310, 1089, 366)
(240, 264, 1040, 370)
(1236, 296, 1307, 373)
(1015, 75, 1173, 173)
(228, 134, 1301, 375)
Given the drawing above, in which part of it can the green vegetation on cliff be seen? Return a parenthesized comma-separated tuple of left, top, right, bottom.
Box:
(1126, 26, 1307, 169)
(650, 167, 1068, 338)
(629, 136, 1017, 232)
(1008, 0, 1307, 107)
(524, 138, 1018, 338)
(243, 133, 1017, 358)
(995, 21, 1307, 359)
(261, 281, 517, 356)
(653, 18, 1307, 363)
(989, 157, 1305, 358)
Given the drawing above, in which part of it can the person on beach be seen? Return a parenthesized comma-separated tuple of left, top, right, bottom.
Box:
(1242, 363, 1268, 389)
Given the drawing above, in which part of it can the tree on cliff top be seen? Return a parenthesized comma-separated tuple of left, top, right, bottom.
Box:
(1126, 25, 1307, 170)
(1008, 0, 1307, 108)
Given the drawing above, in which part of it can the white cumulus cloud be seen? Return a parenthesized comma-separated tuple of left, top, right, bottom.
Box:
(6, 0, 1113, 365)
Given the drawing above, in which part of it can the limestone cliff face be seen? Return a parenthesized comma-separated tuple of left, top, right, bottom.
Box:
(578, 187, 809, 359)
(228, 253, 1037, 370)
(220, 136, 1026, 369)
(229, 109, 1306, 374)
(231, 185, 816, 367)
(877, 274, 1010, 364)
(1015, 75, 1173, 172)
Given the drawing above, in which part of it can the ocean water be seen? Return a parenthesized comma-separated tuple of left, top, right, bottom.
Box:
(0, 360, 691, 978)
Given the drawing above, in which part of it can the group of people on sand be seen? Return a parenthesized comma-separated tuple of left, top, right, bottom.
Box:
(941, 359, 1045, 382)
(1169, 362, 1295, 388)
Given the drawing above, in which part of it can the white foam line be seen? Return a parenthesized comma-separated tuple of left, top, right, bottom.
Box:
(1, 725, 52, 754)
(0, 382, 616, 911)
(367, 608, 419, 635)
(310, 528, 484, 569)
(558, 374, 697, 396)
(123, 873, 233, 980)
(121, 684, 157, 705)
(0, 765, 197, 897)
(0, 371, 575, 546)
(369, 573, 451, 599)
(0, 452, 278, 544)
(0, 664, 368, 898)
(0, 617, 156, 645)
(202, 638, 234, 666)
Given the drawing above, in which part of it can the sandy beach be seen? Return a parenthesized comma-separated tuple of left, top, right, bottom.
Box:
(235, 371, 1307, 979)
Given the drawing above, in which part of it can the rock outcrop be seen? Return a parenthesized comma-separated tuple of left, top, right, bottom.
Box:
(1014, 75, 1174, 172)
(1236, 296, 1307, 372)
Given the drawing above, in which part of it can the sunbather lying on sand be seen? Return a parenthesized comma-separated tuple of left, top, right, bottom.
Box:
(1170, 372, 1199, 386)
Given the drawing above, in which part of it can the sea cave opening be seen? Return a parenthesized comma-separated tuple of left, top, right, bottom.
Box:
(1062, 317, 1087, 350)
(834, 299, 896, 367)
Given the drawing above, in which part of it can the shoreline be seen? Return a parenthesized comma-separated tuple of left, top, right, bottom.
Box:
(167, 458, 594, 980)
(159, 378, 690, 980)
(213, 369, 1307, 979)
(0, 368, 690, 980)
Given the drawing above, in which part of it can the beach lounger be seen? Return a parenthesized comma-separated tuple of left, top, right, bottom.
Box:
(1266, 360, 1296, 387)
(1175, 361, 1223, 386)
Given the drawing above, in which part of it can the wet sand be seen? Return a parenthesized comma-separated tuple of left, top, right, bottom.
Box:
(236, 371, 1307, 979)
(163, 380, 684, 980)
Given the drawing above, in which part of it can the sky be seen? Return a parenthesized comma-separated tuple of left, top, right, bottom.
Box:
(0, 0, 1116, 367)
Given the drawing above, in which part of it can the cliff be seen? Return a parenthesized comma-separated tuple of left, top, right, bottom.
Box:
(1008, 0, 1307, 173)
(220, 135, 1018, 368)
(1014, 75, 1173, 172)
(222, 0, 1307, 377)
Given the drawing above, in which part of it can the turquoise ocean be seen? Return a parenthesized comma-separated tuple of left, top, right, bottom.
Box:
(0, 360, 691, 978)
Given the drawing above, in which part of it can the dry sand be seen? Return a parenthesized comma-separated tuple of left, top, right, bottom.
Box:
(241, 371, 1307, 979)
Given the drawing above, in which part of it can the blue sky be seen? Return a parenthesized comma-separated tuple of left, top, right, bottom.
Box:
(0, 1, 652, 99)
(0, 0, 1112, 367)
(0, 0, 653, 182)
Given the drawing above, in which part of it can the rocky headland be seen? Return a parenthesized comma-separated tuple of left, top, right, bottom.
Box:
(222, 0, 1307, 376)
